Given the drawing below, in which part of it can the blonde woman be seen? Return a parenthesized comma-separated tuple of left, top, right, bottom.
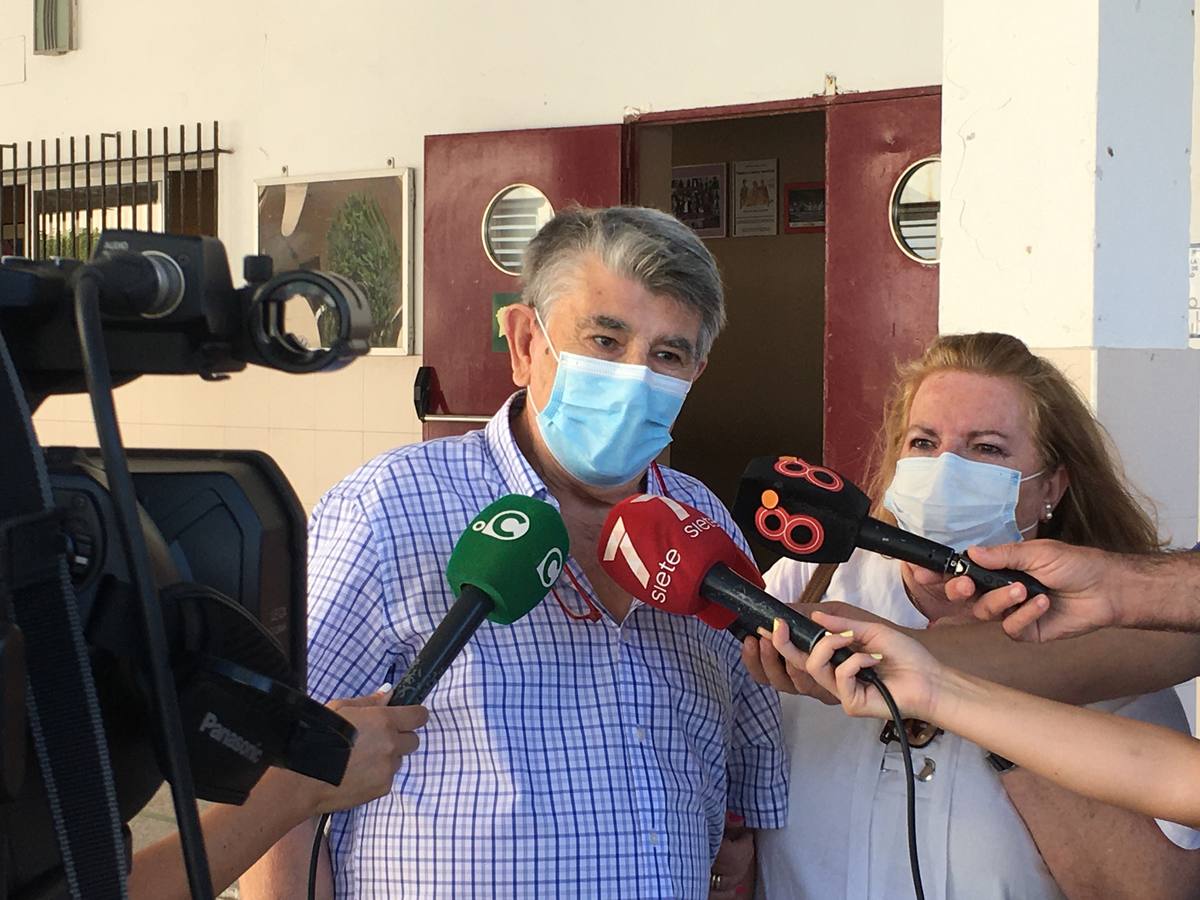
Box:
(747, 333, 1200, 899)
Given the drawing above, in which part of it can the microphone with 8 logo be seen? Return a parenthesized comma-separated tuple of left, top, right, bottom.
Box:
(733, 455, 1049, 598)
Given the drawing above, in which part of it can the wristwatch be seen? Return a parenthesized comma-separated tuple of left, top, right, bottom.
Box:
(985, 751, 1017, 773)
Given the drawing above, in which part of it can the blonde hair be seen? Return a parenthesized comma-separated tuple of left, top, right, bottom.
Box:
(865, 332, 1161, 554)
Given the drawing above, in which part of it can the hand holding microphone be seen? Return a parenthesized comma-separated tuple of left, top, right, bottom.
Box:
(767, 611, 945, 724)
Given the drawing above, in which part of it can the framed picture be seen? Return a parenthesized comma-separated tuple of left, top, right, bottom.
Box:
(784, 181, 825, 234)
(256, 167, 416, 354)
(732, 159, 778, 237)
(671, 163, 726, 238)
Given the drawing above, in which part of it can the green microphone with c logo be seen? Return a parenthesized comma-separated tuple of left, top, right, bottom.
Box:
(388, 494, 569, 705)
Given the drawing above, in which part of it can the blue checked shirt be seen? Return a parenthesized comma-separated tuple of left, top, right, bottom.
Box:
(307, 393, 787, 899)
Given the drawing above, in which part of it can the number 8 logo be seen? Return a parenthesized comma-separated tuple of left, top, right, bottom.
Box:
(773, 456, 844, 492)
(754, 490, 824, 556)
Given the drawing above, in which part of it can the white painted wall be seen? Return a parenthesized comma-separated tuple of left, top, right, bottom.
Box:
(940, 0, 1200, 733)
(1094, 1, 1193, 349)
(1, 0, 944, 348)
(939, 3, 1103, 347)
(941, 1, 1193, 350)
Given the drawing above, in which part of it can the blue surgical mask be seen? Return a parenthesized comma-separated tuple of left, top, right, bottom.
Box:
(882, 452, 1043, 551)
(529, 309, 692, 487)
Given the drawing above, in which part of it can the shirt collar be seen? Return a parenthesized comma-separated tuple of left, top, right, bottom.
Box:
(485, 391, 552, 502)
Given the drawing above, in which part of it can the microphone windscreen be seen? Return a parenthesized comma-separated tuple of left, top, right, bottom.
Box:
(597, 494, 763, 630)
(446, 495, 570, 624)
(732, 456, 871, 563)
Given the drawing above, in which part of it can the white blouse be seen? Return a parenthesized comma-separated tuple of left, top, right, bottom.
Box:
(754, 549, 1200, 900)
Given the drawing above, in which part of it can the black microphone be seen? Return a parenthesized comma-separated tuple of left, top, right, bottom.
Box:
(732, 455, 1050, 598)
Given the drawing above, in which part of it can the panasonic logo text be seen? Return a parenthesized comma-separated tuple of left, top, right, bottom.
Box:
(198, 712, 264, 764)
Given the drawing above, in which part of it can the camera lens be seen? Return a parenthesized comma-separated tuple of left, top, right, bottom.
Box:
(139, 251, 186, 319)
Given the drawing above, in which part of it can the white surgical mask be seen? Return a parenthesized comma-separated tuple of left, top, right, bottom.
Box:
(882, 452, 1043, 551)
(528, 309, 691, 487)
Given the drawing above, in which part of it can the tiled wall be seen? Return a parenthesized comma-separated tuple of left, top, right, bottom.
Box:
(33, 354, 425, 513)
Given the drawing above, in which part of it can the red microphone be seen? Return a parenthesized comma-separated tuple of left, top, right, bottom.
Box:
(597, 494, 831, 653)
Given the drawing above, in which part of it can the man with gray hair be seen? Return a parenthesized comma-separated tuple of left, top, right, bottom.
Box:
(242, 206, 787, 899)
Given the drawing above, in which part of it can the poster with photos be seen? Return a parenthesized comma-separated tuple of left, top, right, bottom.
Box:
(670, 163, 726, 238)
(732, 158, 778, 237)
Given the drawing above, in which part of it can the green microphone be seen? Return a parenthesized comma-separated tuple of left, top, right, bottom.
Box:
(388, 494, 569, 705)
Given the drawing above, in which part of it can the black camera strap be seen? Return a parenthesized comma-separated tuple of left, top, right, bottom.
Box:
(0, 329, 127, 898)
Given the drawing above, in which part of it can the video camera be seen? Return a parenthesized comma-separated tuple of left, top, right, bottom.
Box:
(0, 231, 373, 898)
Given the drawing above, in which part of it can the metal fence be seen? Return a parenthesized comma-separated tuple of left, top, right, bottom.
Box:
(1, 121, 229, 260)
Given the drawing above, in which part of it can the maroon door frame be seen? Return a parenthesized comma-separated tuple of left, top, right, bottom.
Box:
(822, 91, 940, 486)
(627, 87, 941, 487)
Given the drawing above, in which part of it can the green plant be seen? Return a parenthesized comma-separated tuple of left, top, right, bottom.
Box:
(39, 228, 100, 260)
(324, 193, 402, 348)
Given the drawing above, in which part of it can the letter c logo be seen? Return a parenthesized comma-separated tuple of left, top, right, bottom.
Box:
(473, 509, 531, 541)
(536, 547, 564, 588)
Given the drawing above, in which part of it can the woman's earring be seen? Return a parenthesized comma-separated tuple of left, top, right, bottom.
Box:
(1042, 501, 1054, 522)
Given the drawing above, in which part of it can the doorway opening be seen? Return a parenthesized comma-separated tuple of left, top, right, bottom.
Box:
(631, 110, 827, 507)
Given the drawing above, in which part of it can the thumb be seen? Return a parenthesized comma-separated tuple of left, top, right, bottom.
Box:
(332, 689, 391, 710)
(965, 543, 1021, 569)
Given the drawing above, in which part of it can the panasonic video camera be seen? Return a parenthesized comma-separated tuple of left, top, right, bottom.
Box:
(0, 231, 372, 896)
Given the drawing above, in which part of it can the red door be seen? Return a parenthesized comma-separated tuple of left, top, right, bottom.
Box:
(421, 126, 627, 439)
(823, 90, 941, 487)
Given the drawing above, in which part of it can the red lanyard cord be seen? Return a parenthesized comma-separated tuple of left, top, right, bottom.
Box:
(549, 463, 668, 622)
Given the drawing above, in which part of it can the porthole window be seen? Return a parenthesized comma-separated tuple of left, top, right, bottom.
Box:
(482, 184, 554, 275)
(890, 157, 941, 263)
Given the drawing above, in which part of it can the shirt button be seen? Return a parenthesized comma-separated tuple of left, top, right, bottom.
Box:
(648, 832, 659, 845)
(634, 727, 646, 742)
(917, 757, 936, 782)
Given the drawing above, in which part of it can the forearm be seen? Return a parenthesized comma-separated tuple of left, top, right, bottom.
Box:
(930, 668, 1200, 828)
(910, 622, 1200, 704)
(238, 817, 331, 900)
(128, 770, 318, 900)
(1000, 768, 1200, 897)
(1119, 551, 1200, 632)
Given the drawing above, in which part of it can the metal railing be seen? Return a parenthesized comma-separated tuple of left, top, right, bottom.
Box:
(1, 121, 230, 260)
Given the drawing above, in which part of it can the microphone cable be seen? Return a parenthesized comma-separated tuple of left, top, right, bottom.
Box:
(855, 666, 924, 900)
(75, 272, 215, 899)
(307, 812, 327, 900)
